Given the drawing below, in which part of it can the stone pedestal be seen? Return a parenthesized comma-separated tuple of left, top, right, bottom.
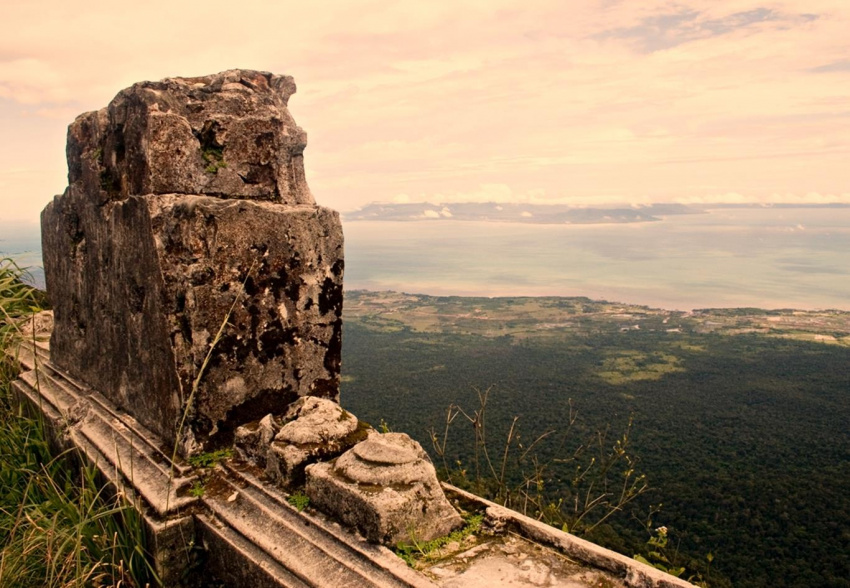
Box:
(305, 433, 463, 545)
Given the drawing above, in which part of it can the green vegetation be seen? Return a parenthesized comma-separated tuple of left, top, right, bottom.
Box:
(635, 525, 714, 586)
(188, 480, 206, 498)
(342, 291, 850, 588)
(0, 259, 48, 328)
(202, 146, 227, 174)
(597, 350, 684, 385)
(428, 386, 649, 538)
(286, 491, 310, 512)
(187, 448, 233, 469)
(395, 513, 483, 567)
(0, 259, 156, 587)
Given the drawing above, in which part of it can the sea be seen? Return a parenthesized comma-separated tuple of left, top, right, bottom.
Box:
(2, 207, 849, 311)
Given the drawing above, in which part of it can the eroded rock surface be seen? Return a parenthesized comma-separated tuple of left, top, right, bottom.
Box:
(425, 535, 626, 588)
(41, 70, 343, 455)
(277, 396, 360, 445)
(16, 310, 54, 341)
(234, 414, 280, 467)
(235, 397, 366, 486)
(305, 432, 463, 545)
(66, 70, 312, 204)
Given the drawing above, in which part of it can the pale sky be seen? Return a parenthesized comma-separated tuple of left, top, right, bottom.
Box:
(1, 0, 849, 224)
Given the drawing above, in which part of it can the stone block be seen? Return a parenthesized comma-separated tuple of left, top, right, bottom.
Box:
(66, 69, 310, 204)
(305, 433, 463, 546)
(265, 396, 366, 487)
(234, 414, 279, 467)
(41, 70, 343, 455)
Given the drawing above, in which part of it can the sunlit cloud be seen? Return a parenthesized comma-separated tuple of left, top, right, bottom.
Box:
(809, 59, 850, 73)
(1, 0, 849, 220)
(396, 184, 548, 205)
(592, 6, 813, 53)
(675, 192, 850, 204)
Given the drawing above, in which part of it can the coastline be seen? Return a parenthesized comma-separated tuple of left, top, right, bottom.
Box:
(6, 205, 850, 312)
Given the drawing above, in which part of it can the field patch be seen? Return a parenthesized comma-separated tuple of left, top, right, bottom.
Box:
(596, 350, 685, 385)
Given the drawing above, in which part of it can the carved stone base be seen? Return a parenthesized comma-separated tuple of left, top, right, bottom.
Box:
(306, 433, 463, 546)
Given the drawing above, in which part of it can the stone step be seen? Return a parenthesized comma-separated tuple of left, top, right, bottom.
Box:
(201, 465, 437, 588)
(38, 362, 193, 477)
(14, 363, 197, 516)
(197, 514, 313, 588)
(7, 341, 47, 373)
(234, 464, 436, 586)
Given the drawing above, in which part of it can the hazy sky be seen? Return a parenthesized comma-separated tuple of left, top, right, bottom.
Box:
(1, 0, 849, 224)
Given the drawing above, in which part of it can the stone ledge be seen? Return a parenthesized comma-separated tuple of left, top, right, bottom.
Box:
(441, 484, 696, 588)
(8, 340, 198, 585)
(11, 350, 197, 518)
(204, 462, 437, 587)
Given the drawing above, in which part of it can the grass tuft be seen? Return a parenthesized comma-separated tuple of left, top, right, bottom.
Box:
(395, 513, 483, 567)
(286, 492, 310, 512)
(0, 259, 157, 587)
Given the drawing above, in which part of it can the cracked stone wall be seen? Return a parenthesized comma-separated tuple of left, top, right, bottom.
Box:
(41, 70, 343, 455)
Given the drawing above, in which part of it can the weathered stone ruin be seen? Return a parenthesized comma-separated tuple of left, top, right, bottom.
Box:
(257, 397, 366, 485)
(12, 69, 697, 587)
(307, 432, 463, 544)
(233, 398, 463, 544)
(41, 69, 343, 455)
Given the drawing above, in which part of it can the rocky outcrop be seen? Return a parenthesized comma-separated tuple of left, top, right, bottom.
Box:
(41, 70, 343, 455)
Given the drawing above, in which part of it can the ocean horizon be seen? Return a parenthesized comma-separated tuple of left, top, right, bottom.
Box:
(3, 206, 849, 311)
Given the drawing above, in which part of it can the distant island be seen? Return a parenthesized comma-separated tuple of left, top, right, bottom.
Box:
(343, 201, 850, 224)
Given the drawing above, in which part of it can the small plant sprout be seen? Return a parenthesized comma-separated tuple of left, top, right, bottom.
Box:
(189, 481, 206, 498)
(395, 513, 483, 567)
(202, 146, 227, 173)
(287, 492, 310, 512)
(188, 448, 233, 469)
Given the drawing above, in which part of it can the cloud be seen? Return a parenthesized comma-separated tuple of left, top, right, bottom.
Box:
(594, 5, 818, 53)
(809, 59, 850, 73)
(0, 58, 69, 104)
(400, 188, 850, 207)
(593, 7, 702, 52)
(675, 192, 850, 204)
(398, 184, 549, 205)
(2, 0, 850, 220)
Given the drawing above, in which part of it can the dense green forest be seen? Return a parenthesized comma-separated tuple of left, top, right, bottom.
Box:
(340, 291, 850, 588)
